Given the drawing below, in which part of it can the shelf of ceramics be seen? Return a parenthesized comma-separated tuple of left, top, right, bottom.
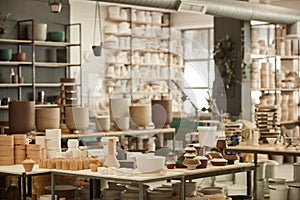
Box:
(133, 91, 169, 95)
(131, 35, 169, 40)
(104, 47, 130, 51)
(286, 34, 300, 39)
(0, 83, 32, 87)
(132, 49, 169, 53)
(280, 55, 300, 60)
(34, 62, 81, 67)
(105, 76, 130, 80)
(105, 61, 131, 65)
(0, 61, 32, 65)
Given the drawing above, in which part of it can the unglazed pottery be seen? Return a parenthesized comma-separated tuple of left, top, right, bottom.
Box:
(65, 106, 89, 132)
(130, 104, 152, 127)
(151, 99, 173, 128)
(22, 157, 35, 172)
(36, 107, 60, 131)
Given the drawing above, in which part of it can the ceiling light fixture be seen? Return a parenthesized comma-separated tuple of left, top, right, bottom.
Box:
(177, 1, 207, 14)
(48, 0, 63, 13)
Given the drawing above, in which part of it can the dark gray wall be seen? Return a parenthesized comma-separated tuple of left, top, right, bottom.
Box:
(213, 17, 243, 117)
(0, 0, 70, 120)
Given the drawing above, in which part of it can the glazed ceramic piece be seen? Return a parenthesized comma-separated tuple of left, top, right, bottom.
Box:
(9, 101, 35, 134)
(27, 23, 47, 41)
(151, 99, 173, 128)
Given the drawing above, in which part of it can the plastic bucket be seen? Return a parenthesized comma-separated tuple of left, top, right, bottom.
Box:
(269, 185, 289, 200)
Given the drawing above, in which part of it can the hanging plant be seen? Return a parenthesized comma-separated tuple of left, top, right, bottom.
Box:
(213, 35, 237, 89)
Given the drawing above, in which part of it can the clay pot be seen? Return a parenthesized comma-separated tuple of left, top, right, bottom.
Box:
(22, 157, 35, 172)
(89, 163, 98, 172)
(110, 98, 130, 128)
(9, 101, 35, 134)
(183, 158, 201, 170)
(35, 107, 60, 131)
(95, 115, 110, 132)
(216, 139, 227, 150)
(12, 52, 26, 61)
(65, 106, 89, 132)
(151, 99, 173, 128)
(129, 104, 152, 127)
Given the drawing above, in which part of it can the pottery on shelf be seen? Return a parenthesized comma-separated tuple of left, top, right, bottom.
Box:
(35, 107, 60, 131)
(65, 106, 89, 132)
(9, 101, 35, 134)
(130, 104, 152, 128)
(22, 157, 35, 172)
(151, 99, 173, 128)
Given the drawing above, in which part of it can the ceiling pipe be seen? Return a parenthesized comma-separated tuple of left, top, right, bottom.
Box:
(98, 0, 300, 25)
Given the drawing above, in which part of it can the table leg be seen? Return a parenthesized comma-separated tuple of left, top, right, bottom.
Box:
(253, 153, 258, 200)
(51, 173, 55, 200)
(138, 183, 143, 200)
(22, 173, 26, 200)
(180, 177, 185, 200)
(27, 176, 32, 197)
(89, 179, 94, 200)
(246, 170, 252, 196)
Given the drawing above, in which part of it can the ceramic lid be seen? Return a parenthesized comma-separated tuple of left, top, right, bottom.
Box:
(286, 181, 300, 188)
(268, 184, 289, 190)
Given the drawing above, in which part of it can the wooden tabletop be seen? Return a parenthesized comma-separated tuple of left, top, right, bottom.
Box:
(226, 145, 300, 156)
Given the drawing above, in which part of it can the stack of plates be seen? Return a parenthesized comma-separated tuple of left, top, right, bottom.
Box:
(0, 135, 14, 165)
(102, 188, 122, 200)
(13, 134, 26, 164)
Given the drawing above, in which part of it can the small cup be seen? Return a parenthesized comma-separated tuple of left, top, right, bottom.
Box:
(18, 76, 24, 84)
(92, 45, 102, 56)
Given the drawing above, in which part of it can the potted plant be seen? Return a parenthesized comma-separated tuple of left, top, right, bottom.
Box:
(213, 35, 237, 89)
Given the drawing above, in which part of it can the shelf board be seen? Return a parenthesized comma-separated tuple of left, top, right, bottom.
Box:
(131, 20, 169, 27)
(0, 104, 58, 109)
(0, 61, 32, 65)
(280, 55, 300, 59)
(0, 38, 32, 44)
(104, 32, 131, 37)
(280, 120, 300, 125)
(106, 62, 131, 65)
(0, 39, 80, 47)
(35, 62, 81, 67)
(132, 63, 168, 66)
(0, 83, 32, 87)
(106, 18, 130, 23)
(36, 83, 79, 87)
(132, 35, 169, 40)
(104, 47, 130, 51)
(132, 49, 169, 53)
(251, 88, 298, 92)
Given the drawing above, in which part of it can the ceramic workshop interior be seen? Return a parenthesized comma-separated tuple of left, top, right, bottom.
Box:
(1, 0, 300, 200)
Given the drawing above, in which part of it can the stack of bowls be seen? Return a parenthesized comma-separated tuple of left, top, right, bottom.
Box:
(148, 187, 173, 200)
(102, 188, 122, 200)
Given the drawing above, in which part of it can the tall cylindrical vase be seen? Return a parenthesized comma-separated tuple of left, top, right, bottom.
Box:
(9, 101, 35, 134)
(151, 99, 173, 128)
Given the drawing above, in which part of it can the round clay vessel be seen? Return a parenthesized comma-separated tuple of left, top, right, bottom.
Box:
(22, 157, 35, 172)
(130, 104, 152, 127)
(9, 101, 35, 134)
(36, 107, 60, 131)
(151, 99, 173, 128)
(65, 106, 89, 132)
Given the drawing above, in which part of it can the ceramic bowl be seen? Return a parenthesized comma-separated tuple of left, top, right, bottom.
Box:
(266, 137, 277, 145)
(130, 104, 152, 127)
(210, 158, 228, 166)
(199, 186, 223, 195)
(47, 31, 65, 42)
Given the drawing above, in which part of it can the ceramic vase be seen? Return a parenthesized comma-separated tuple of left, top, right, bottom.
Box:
(22, 157, 35, 172)
(151, 99, 173, 128)
(65, 106, 89, 132)
(35, 107, 60, 131)
(9, 101, 35, 134)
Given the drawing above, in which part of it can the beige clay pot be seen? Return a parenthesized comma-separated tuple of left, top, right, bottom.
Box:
(22, 157, 35, 172)
(35, 107, 60, 132)
(130, 104, 152, 127)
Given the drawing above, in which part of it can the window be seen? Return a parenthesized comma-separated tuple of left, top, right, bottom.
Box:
(182, 28, 214, 114)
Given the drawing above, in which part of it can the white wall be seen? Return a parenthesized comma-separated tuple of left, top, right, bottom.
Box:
(171, 12, 213, 29)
